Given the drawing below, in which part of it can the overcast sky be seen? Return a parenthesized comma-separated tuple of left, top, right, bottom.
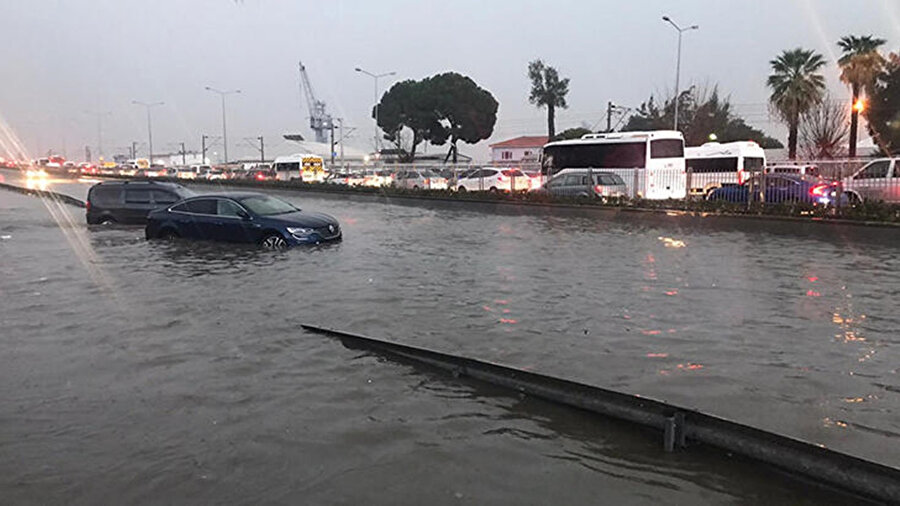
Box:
(1, 0, 899, 162)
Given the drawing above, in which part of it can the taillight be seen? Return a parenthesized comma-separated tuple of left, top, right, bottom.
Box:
(810, 184, 828, 197)
(594, 185, 603, 195)
(85, 201, 91, 211)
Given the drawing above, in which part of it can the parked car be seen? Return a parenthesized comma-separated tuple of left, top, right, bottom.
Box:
(707, 174, 846, 206)
(245, 168, 276, 182)
(362, 170, 393, 187)
(86, 180, 194, 225)
(324, 172, 364, 186)
(842, 158, 900, 204)
(145, 192, 341, 248)
(540, 170, 627, 198)
(456, 168, 531, 192)
(393, 169, 449, 190)
(766, 164, 821, 178)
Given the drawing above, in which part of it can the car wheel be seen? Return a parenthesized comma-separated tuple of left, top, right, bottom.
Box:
(261, 233, 288, 250)
(845, 192, 862, 206)
(413, 185, 419, 190)
(99, 216, 116, 225)
(489, 187, 498, 193)
(159, 228, 179, 241)
(457, 186, 466, 192)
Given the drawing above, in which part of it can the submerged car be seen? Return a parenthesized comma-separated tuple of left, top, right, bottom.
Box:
(86, 180, 194, 224)
(145, 192, 341, 248)
(707, 174, 846, 206)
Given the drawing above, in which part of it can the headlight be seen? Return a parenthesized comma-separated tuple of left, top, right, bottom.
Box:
(287, 227, 314, 236)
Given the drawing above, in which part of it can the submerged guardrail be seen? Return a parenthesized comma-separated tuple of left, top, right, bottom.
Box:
(302, 323, 900, 503)
(0, 181, 86, 208)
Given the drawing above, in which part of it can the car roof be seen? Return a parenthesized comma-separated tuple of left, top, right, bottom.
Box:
(185, 191, 265, 199)
(93, 180, 184, 189)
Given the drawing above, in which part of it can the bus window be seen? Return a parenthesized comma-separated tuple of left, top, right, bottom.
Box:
(687, 157, 738, 173)
(650, 139, 684, 158)
(744, 157, 764, 173)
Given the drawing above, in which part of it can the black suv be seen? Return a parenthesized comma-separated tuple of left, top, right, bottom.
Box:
(86, 181, 194, 225)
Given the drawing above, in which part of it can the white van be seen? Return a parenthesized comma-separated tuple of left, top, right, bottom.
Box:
(272, 154, 325, 182)
(541, 131, 686, 200)
(685, 141, 766, 195)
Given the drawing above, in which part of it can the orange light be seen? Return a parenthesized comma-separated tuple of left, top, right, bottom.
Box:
(853, 99, 865, 113)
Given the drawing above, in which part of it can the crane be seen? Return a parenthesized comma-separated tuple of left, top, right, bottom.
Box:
(298, 61, 333, 144)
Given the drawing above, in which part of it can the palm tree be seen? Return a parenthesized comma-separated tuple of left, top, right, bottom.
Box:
(528, 60, 570, 139)
(767, 48, 827, 159)
(838, 35, 887, 157)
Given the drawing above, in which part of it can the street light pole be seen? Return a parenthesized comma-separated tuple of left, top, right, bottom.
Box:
(131, 100, 164, 165)
(205, 86, 241, 164)
(662, 16, 699, 131)
(355, 67, 396, 153)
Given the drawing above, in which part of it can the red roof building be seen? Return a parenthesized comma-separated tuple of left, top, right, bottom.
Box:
(489, 136, 548, 164)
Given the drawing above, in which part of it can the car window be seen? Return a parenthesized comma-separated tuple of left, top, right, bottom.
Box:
(89, 186, 120, 206)
(217, 199, 245, 217)
(597, 175, 621, 185)
(856, 160, 890, 179)
(124, 189, 151, 204)
(563, 175, 581, 186)
(893, 161, 900, 178)
(182, 199, 217, 215)
(152, 190, 178, 205)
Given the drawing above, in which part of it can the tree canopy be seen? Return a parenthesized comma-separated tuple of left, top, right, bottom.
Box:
(528, 60, 570, 139)
(867, 52, 900, 154)
(622, 85, 783, 148)
(767, 48, 827, 159)
(375, 72, 497, 163)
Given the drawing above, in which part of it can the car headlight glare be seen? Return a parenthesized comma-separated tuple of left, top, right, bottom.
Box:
(287, 227, 314, 236)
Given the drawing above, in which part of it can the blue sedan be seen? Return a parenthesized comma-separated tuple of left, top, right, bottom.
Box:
(145, 192, 341, 249)
(707, 174, 847, 206)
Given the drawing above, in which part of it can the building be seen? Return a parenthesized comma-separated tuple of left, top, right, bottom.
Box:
(489, 136, 548, 164)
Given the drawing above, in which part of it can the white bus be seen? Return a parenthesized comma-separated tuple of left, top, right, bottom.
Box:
(272, 154, 325, 182)
(541, 130, 686, 200)
(684, 141, 766, 196)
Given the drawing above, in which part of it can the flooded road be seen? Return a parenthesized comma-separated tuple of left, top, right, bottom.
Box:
(1, 175, 898, 504)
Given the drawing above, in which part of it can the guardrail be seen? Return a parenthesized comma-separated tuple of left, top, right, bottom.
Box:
(302, 324, 900, 504)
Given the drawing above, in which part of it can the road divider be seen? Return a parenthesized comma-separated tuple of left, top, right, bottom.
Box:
(302, 323, 900, 504)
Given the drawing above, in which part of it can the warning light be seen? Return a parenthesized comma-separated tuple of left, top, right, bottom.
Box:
(853, 99, 865, 113)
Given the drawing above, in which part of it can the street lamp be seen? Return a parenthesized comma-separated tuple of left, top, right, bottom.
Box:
(205, 86, 241, 164)
(662, 16, 699, 131)
(355, 67, 396, 153)
(131, 100, 164, 165)
(83, 110, 111, 159)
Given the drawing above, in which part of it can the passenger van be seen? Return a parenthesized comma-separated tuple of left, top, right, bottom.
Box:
(272, 154, 325, 182)
(684, 141, 766, 195)
(86, 180, 194, 225)
(541, 131, 686, 199)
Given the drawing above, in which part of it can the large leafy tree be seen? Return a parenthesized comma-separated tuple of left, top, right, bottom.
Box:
(767, 48, 827, 159)
(528, 60, 570, 139)
(429, 72, 499, 163)
(375, 73, 497, 163)
(376, 79, 447, 162)
(867, 52, 900, 154)
(622, 85, 783, 148)
(838, 35, 887, 157)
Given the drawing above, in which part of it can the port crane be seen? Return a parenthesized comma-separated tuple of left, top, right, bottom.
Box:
(298, 61, 333, 144)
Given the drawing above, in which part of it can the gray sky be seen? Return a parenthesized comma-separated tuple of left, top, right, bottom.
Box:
(1, 0, 899, 162)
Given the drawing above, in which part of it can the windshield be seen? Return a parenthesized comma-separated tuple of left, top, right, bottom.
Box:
(238, 195, 300, 215)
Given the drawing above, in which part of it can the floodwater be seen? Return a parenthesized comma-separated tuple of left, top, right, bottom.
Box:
(1, 173, 898, 504)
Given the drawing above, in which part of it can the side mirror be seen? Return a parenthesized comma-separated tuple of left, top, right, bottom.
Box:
(237, 210, 251, 220)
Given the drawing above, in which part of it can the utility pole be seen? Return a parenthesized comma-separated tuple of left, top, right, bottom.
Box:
(204, 86, 240, 164)
(131, 141, 138, 160)
(662, 16, 699, 131)
(607, 101, 614, 133)
(132, 100, 164, 164)
(201, 135, 209, 164)
(258, 136, 264, 162)
(329, 121, 336, 169)
(180, 142, 186, 165)
(337, 118, 345, 169)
